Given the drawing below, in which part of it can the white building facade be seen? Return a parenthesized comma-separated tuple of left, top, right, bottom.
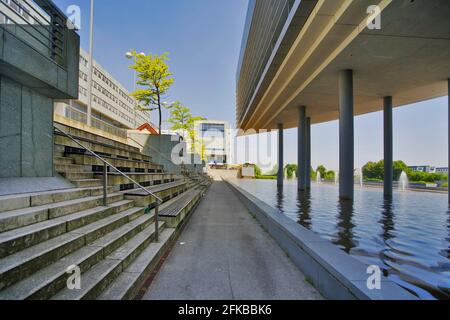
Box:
(54, 49, 152, 138)
(195, 120, 231, 165)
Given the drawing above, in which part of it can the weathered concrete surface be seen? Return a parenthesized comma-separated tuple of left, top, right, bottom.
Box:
(143, 181, 322, 300)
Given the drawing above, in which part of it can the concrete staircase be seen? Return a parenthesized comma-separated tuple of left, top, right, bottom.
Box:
(0, 124, 211, 300)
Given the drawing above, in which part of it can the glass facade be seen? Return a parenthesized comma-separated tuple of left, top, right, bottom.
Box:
(198, 122, 229, 165)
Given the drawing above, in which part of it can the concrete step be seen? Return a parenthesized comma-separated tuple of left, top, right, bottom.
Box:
(62, 172, 95, 180)
(72, 179, 103, 188)
(52, 221, 164, 300)
(66, 153, 163, 171)
(0, 193, 124, 233)
(55, 135, 151, 162)
(0, 211, 155, 300)
(158, 189, 202, 228)
(55, 164, 86, 173)
(94, 173, 175, 187)
(0, 187, 105, 212)
(54, 157, 74, 165)
(54, 126, 144, 157)
(0, 205, 144, 292)
(0, 199, 134, 258)
(98, 227, 175, 300)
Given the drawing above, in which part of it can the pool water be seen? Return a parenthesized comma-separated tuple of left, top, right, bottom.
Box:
(233, 179, 450, 300)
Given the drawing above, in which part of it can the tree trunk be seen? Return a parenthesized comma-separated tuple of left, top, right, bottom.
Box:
(157, 93, 162, 135)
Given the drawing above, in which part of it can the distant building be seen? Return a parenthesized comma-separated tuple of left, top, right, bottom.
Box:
(54, 49, 152, 138)
(408, 166, 448, 174)
(408, 166, 434, 173)
(195, 120, 231, 165)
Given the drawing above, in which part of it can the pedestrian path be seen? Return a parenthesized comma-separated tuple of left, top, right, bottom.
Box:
(143, 181, 322, 300)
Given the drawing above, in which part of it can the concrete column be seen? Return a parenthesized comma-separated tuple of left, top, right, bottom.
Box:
(384, 96, 393, 197)
(298, 106, 307, 190)
(278, 123, 284, 187)
(306, 117, 312, 190)
(339, 70, 354, 200)
(448, 79, 450, 202)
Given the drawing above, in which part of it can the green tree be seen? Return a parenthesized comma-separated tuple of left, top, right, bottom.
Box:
(284, 164, 298, 179)
(324, 170, 336, 181)
(362, 160, 409, 181)
(362, 161, 384, 180)
(393, 160, 408, 181)
(311, 167, 317, 181)
(316, 165, 327, 179)
(128, 51, 174, 134)
(166, 101, 205, 154)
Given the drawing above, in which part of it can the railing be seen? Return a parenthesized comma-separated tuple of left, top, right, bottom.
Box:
(0, 0, 68, 67)
(54, 125, 164, 241)
(64, 105, 128, 139)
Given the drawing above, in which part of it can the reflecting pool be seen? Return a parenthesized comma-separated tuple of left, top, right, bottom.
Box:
(233, 179, 450, 300)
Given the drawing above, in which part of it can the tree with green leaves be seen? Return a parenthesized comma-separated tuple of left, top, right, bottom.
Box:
(128, 51, 174, 135)
(316, 165, 327, 179)
(166, 101, 205, 155)
(284, 164, 298, 179)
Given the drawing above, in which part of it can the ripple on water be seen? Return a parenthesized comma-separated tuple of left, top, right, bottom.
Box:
(234, 180, 450, 300)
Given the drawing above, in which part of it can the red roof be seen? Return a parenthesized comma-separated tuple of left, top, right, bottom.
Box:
(136, 123, 159, 135)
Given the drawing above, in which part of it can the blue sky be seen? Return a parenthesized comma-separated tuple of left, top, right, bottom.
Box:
(54, 0, 448, 172)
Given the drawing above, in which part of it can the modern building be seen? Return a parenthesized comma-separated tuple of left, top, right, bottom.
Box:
(436, 167, 449, 175)
(0, 0, 79, 178)
(409, 166, 449, 174)
(54, 48, 153, 139)
(237, 0, 450, 199)
(195, 120, 231, 165)
(409, 166, 435, 173)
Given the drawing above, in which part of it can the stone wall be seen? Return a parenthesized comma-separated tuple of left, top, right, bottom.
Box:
(0, 76, 54, 177)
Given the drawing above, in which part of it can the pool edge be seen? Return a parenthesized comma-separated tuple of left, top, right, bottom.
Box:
(224, 178, 419, 300)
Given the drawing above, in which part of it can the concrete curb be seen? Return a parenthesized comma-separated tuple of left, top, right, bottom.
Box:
(224, 179, 418, 300)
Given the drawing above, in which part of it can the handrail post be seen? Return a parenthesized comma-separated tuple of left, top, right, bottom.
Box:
(154, 201, 159, 242)
(103, 163, 108, 206)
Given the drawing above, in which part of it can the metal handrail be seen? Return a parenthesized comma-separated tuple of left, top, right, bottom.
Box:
(54, 125, 163, 241)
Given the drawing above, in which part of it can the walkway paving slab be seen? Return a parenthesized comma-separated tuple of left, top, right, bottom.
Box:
(143, 181, 322, 300)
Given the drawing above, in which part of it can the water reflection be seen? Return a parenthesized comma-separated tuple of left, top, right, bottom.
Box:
(276, 185, 284, 213)
(233, 179, 450, 299)
(297, 190, 312, 230)
(379, 197, 396, 242)
(333, 199, 356, 254)
(441, 207, 450, 259)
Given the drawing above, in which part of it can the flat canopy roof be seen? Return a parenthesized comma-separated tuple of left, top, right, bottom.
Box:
(239, 0, 450, 131)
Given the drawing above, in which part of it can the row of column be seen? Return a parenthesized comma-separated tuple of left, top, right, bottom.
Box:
(277, 69, 431, 200)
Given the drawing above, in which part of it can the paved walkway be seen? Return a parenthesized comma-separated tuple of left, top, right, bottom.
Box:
(143, 181, 322, 300)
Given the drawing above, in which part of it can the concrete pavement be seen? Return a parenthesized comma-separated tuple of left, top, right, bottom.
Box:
(143, 180, 322, 300)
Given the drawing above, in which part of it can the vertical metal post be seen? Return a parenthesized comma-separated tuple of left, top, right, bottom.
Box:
(298, 106, 307, 190)
(102, 162, 107, 206)
(154, 202, 159, 242)
(306, 117, 311, 190)
(384, 96, 393, 197)
(277, 123, 284, 187)
(339, 69, 354, 200)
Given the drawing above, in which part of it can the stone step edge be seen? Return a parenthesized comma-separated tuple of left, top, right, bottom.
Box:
(0, 199, 136, 259)
(0, 206, 146, 292)
(97, 227, 176, 300)
(0, 211, 154, 300)
(51, 221, 165, 300)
